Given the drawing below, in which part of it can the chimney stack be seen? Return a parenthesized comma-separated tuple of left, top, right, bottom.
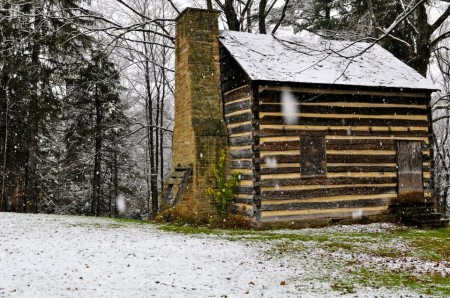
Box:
(172, 8, 227, 211)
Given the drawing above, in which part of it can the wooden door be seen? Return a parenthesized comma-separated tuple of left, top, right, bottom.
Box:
(397, 141, 424, 205)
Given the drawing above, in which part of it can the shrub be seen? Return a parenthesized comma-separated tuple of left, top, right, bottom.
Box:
(206, 150, 240, 217)
(155, 201, 210, 226)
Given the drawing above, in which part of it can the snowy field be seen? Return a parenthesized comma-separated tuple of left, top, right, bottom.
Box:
(0, 213, 440, 297)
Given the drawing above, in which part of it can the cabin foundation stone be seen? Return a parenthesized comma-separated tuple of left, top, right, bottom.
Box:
(172, 8, 227, 213)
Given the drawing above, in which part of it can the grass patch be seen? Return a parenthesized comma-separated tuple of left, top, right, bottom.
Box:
(397, 228, 450, 262)
(158, 224, 331, 242)
(160, 223, 450, 297)
(349, 267, 450, 296)
(156, 223, 450, 263)
(112, 217, 152, 225)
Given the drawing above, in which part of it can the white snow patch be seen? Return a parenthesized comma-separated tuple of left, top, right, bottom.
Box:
(219, 30, 437, 90)
(0, 214, 428, 297)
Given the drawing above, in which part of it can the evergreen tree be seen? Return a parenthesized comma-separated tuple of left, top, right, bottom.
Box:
(64, 50, 130, 216)
(0, 0, 95, 211)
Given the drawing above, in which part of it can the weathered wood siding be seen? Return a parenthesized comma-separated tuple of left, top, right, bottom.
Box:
(254, 85, 432, 223)
(222, 84, 256, 216)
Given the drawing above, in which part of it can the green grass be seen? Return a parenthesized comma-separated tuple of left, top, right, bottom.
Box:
(67, 216, 152, 228)
(64, 217, 450, 296)
(347, 267, 450, 296)
(112, 217, 152, 225)
(159, 222, 450, 296)
(158, 224, 330, 242)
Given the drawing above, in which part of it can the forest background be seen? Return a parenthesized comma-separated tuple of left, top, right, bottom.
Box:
(1, 0, 450, 219)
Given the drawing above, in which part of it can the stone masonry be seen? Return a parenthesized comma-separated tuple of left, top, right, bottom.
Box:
(172, 8, 228, 212)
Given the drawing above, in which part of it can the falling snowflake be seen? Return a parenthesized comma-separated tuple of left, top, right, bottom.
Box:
(116, 195, 126, 214)
(281, 90, 298, 125)
(264, 157, 278, 168)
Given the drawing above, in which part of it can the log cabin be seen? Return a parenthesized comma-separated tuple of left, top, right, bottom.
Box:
(170, 7, 446, 226)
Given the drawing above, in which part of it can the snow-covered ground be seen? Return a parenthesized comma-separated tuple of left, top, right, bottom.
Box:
(0, 213, 423, 297)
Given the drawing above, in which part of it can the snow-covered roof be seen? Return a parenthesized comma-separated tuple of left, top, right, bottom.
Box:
(219, 30, 437, 91)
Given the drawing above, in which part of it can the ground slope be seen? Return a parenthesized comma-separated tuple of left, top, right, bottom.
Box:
(1, 213, 448, 297)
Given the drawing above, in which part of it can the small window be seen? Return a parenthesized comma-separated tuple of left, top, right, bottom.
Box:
(300, 135, 326, 178)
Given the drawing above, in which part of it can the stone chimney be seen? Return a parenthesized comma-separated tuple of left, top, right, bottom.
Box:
(172, 8, 227, 212)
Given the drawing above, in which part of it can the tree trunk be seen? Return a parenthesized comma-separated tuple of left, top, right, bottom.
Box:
(113, 146, 118, 216)
(143, 32, 158, 218)
(259, 0, 267, 34)
(92, 86, 103, 216)
(1, 81, 9, 212)
(206, 0, 212, 10)
(247, 0, 253, 32)
(324, 0, 331, 20)
(413, 2, 431, 76)
(26, 35, 41, 213)
(224, 0, 240, 31)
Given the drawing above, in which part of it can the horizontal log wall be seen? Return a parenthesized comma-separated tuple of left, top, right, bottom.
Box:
(255, 86, 432, 223)
(223, 84, 255, 215)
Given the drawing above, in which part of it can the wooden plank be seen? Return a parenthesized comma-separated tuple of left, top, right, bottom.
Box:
(257, 128, 430, 138)
(261, 183, 397, 192)
(260, 206, 389, 219)
(223, 84, 252, 101)
(236, 186, 253, 195)
(229, 135, 254, 146)
(263, 193, 397, 205)
(228, 123, 253, 135)
(300, 135, 326, 178)
(168, 178, 183, 185)
(258, 86, 429, 99)
(326, 139, 395, 150)
(324, 135, 430, 142)
(258, 115, 428, 127)
(260, 136, 300, 142)
(226, 108, 252, 118)
(261, 112, 427, 121)
(230, 145, 252, 151)
(238, 180, 254, 187)
(259, 103, 428, 115)
(231, 160, 253, 169)
(259, 124, 429, 132)
(260, 167, 301, 174)
(260, 150, 300, 157)
(260, 155, 301, 164)
(230, 149, 253, 159)
(327, 154, 396, 163)
(397, 141, 424, 204)
(260, 172, 399, 180)
(258, 141, 299, 151)
(235, 174, 253, 181)
(258, 91, 425, 104)
(327, 166, 398, 172)
(257, 177, 397, 187)
(260, 198, 389, 211)
(260, 162, 301, 168)
(328, 172, 397, 178)
(259, 112, 428, 122)
(260, 206, 389, 222)
(235, 198, 254, 205)
(171, 171, 187, 178)
(224, 99, 252, 114)
(300, 102, 428, 109)
(261, 186, 396, 200)
(327, 150, 396, 155)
